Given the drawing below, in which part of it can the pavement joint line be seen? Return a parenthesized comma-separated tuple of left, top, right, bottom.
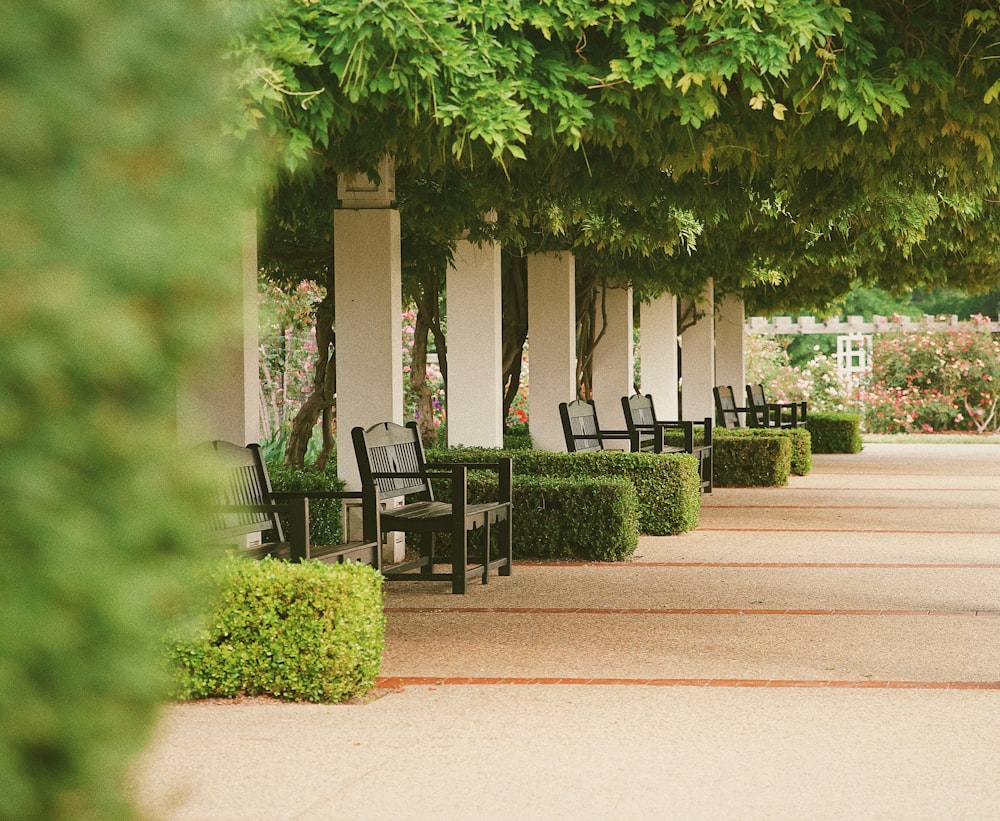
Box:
(373, 676, 1000, 691)
(705, 504, 995, 510)
(385, 606, 1000, 617)
(697, 528, 1000, 534)
(717, 487, 998, 491)
(520, 561, 1000, 568)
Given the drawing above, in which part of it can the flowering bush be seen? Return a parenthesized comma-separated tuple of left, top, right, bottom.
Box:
(402, 306, 446, 428)
(507, 347, 530, 427)
(745, 334, 856, 413)
(258, 277, 324, 438)
(860, 320, 1000, 433)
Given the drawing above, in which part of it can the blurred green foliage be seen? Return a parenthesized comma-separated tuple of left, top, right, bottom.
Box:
(0, 0, 263, 817)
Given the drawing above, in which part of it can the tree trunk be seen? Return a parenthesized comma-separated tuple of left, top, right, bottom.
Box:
(575, 267, 608, 399)
(409, 270, 443, 446)
(284, 287, 335, 468)
(501, 253, 528, 426)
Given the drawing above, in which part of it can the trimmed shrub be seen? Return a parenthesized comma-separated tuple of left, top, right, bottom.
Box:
(429, 447, 700, 536)
(809, 413, 864, 453)
(784, 427, 813, 475)
(469, 474, 639, 561)
(713, 430, 792, 487)
(169, 558, 385, 703)
(502, 432, 534, 451)
(516, 450, 699, 535)
(267, 461, 346, 545)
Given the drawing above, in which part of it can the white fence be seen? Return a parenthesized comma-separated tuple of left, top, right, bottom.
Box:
(746, 314, 1000, 335)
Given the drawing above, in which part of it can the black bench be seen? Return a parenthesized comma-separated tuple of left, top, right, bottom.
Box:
(713, 385, 748, 429)
(746, 383, 807, 428)
(558, 398, 633, 453)
(621, 393, 713, 492)
(351, 421, 512, 594)
(202, 440, 380, 568)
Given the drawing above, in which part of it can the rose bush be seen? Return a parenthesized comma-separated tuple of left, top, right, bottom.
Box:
(861, 320, 1000, 433)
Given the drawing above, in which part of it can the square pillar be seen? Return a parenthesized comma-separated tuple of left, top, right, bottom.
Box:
(715, 294, 746, 396)
(446, 240, 503, 447)
(639, 292, 679, 419)
(680, 278, 716, 421)
(527, 252, 576, 451)
(591, 284, 633, 445)
(334, 208, 403, 489)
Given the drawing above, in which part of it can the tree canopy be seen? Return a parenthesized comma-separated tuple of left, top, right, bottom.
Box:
(238, 0, 1000, 313)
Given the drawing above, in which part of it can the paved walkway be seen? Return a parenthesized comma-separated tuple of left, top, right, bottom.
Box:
(133, 442, 1000, 820)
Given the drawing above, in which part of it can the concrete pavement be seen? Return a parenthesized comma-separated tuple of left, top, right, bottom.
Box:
(132, 442, 1000, 820)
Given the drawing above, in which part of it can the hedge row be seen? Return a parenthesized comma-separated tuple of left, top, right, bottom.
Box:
(168, 558, 384, 703)
(808, 413, 864, 453)
(468, 474, 639, 561)
(433, 447, 701, 536)
(266, 460, 346, 545)
(660, 426, 809, 484)
(712, 430, 792, 487)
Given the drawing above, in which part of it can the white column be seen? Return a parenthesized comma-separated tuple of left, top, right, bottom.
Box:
(334, 162, 403, 491)
(639, 292, 679, 419)
(680, 278, 716, 421)
(527, 252, 576, 451)
(715, 294, 746, 396)
(446, 240, 503, 447)
(177, 210, 259, 446)
(591, 284, 633, 444)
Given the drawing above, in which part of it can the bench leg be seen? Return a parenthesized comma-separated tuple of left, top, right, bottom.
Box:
(451, 524, 468, 595)
(482, 519, 491, 585)
(499, 512, 512, 577)
(420, 534, 435, 578)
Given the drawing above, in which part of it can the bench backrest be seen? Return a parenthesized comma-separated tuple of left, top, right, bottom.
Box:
(713, 385, 742, 429)
(352, 421, 433, 503)
(744, 383, 765, 427)
(200, 440, 285, 548)
(622, 393, 658, 452)
(558, 399, 604, 452)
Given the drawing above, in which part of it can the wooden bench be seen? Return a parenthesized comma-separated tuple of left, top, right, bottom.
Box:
(351, 421, 512, 595)
(621, 393, 713, 492)
(713, 385, 748, 429)
(746, 383, 807, 428)
(558, 398, 633, 453)
(201, 440, 380, 568)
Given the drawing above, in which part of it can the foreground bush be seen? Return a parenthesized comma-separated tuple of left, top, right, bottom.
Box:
(0, 2, 256, 818)
(469, 474, 640, 561)
(713, 431, 792, 487)
(169, 559, 385, 703)
(809, 413, 864, 453)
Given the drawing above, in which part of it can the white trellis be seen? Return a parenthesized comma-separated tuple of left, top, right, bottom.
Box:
(836, 333, 872, 383)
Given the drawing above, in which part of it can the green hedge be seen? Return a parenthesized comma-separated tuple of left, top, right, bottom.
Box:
(502, 433, 534, 451)
(712, 430, 792, 487)
(469, 474, 639, 561)
(168, 558, 384, 703)
(267, 461, 346, 545)
(808, 413, 864, 453)
(783, 427, 813, 474)
(433, 448, 700, 535)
